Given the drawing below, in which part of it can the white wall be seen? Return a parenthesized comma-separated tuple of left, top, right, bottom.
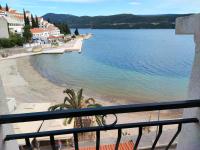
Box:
(33, 31, 49, 39)
(0, 17, 9, 38)
(176, 14, 200, 150)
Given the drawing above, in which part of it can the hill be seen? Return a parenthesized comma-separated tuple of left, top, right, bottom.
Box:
(43, 13, 191, 29)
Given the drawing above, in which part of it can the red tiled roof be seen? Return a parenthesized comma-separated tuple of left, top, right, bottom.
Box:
(78, 142, 134, 150)
(0, 7, 23, 15)
(31, 28, 48, 33)
(9, 10, 17, 13)
(15, 16, 24, 20)
(9, 11, 22, 15)
(0, 8, 6, 11)
(47, 36, 64, 39)
(47, 27, 59, 31)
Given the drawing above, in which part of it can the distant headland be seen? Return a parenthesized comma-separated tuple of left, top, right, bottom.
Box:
(43, 13, 192, 29)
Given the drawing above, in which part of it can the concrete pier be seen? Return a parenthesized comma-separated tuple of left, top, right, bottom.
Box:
(0, 39, 84, 61)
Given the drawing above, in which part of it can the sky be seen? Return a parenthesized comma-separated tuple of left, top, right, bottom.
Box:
(1, 0, 200, 17)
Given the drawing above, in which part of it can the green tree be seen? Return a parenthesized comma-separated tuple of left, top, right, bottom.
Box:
(65, 24, 71, 34)
(0, 34, 24, 48)
(10, 33, 24, 46)
(0, 38, 15, 48)
(55, 23, 71, 35)
(48, 89, 103, 128)
(0, 5, 2, 10)
(74, 28, 79, 36)
(31, 14, 36, 28)
(5, 4, 9, 11)
(23, 9, 27, 25)
(23, 25, 32, 43)
(35, 15, 39, 28)
(23, 10, 30, 26)
(26, 17, 30, 26)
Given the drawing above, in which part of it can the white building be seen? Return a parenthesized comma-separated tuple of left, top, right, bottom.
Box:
(31, 27, 64, 43)
(0, 7, 63, 42)
(48, 26, 61, 37)
(0, 8, 24, 34)
(30, 28, 49, 39)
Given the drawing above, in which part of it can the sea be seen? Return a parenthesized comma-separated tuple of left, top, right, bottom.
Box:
(30, 29, 195, 103)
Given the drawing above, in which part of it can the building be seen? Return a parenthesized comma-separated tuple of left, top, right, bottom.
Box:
(0, 17, 9, 38)
(30, 28, 49, 39)
(0, 7, 24, 35)
(31, 25, 63, 43)
(30, 28, 49, 44)
(47, 26, 61, 37)
(0, 7, 63, 42)
(4, 14, 24, 34)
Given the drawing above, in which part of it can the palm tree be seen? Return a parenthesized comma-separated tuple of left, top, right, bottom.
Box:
(48, 88, 103, 128)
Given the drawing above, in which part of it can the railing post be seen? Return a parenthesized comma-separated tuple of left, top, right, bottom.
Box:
(0, 79, 19, 150)
(176, 14, 200, 150)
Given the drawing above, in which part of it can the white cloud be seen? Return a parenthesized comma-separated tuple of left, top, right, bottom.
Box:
(41, 0, 101, 3)
(129, 1, 140, 5)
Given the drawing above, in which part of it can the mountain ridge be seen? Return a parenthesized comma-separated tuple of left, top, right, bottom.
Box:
(43, 13, 192, 29)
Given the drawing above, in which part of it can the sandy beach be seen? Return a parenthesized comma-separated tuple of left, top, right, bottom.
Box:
(0, 55, 182, 116)
(0, 56, 183, 146)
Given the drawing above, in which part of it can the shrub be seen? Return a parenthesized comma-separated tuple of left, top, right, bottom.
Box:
(0, 34, 24, 48)
(0, 38, 15, 48)
(10, 34, 24, 46)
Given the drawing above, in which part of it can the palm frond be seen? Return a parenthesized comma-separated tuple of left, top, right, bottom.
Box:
(63, 117, 74, 126)
(77, 89, 83, 108)
(87, 103, 102, 108)
(60, 104, 72, 109)
(48, 104, 63, 111)
(51, 88, 104, 129)
(64, 97, 76, 107)
(63, 89, 76, 106)
(63, 89, 76, 101)
(64, 97, 70, 104)
(48, 104, 72, 111)
(67, 117, 74, 124)
(85, 98, 96, 104)
(95, 115, 103, 126)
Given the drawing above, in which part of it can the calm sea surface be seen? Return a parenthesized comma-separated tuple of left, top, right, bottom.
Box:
(31, 29, 195, 103)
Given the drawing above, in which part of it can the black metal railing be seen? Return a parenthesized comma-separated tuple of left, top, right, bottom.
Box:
(0, 99, 200, 150)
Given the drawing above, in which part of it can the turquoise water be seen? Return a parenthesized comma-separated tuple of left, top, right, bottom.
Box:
(31, 29, 195, 103)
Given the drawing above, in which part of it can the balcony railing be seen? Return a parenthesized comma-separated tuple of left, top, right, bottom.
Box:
(0, 99, 200, 150)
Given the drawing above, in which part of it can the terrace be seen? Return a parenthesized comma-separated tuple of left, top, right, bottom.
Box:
(1, 14, 200, 150)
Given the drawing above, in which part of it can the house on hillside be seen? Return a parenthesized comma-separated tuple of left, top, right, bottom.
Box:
(0, 7, 24, 35)
(30, 28, 49, 44)
(31, 27, 64, 44)
(0, 6, 64, 44)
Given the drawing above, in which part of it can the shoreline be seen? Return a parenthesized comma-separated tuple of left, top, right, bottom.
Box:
(0, 55, 183, 116)
(0, 55, 183, 143)
(0, 38, 85, 61)
(21, 56, 182, 115)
